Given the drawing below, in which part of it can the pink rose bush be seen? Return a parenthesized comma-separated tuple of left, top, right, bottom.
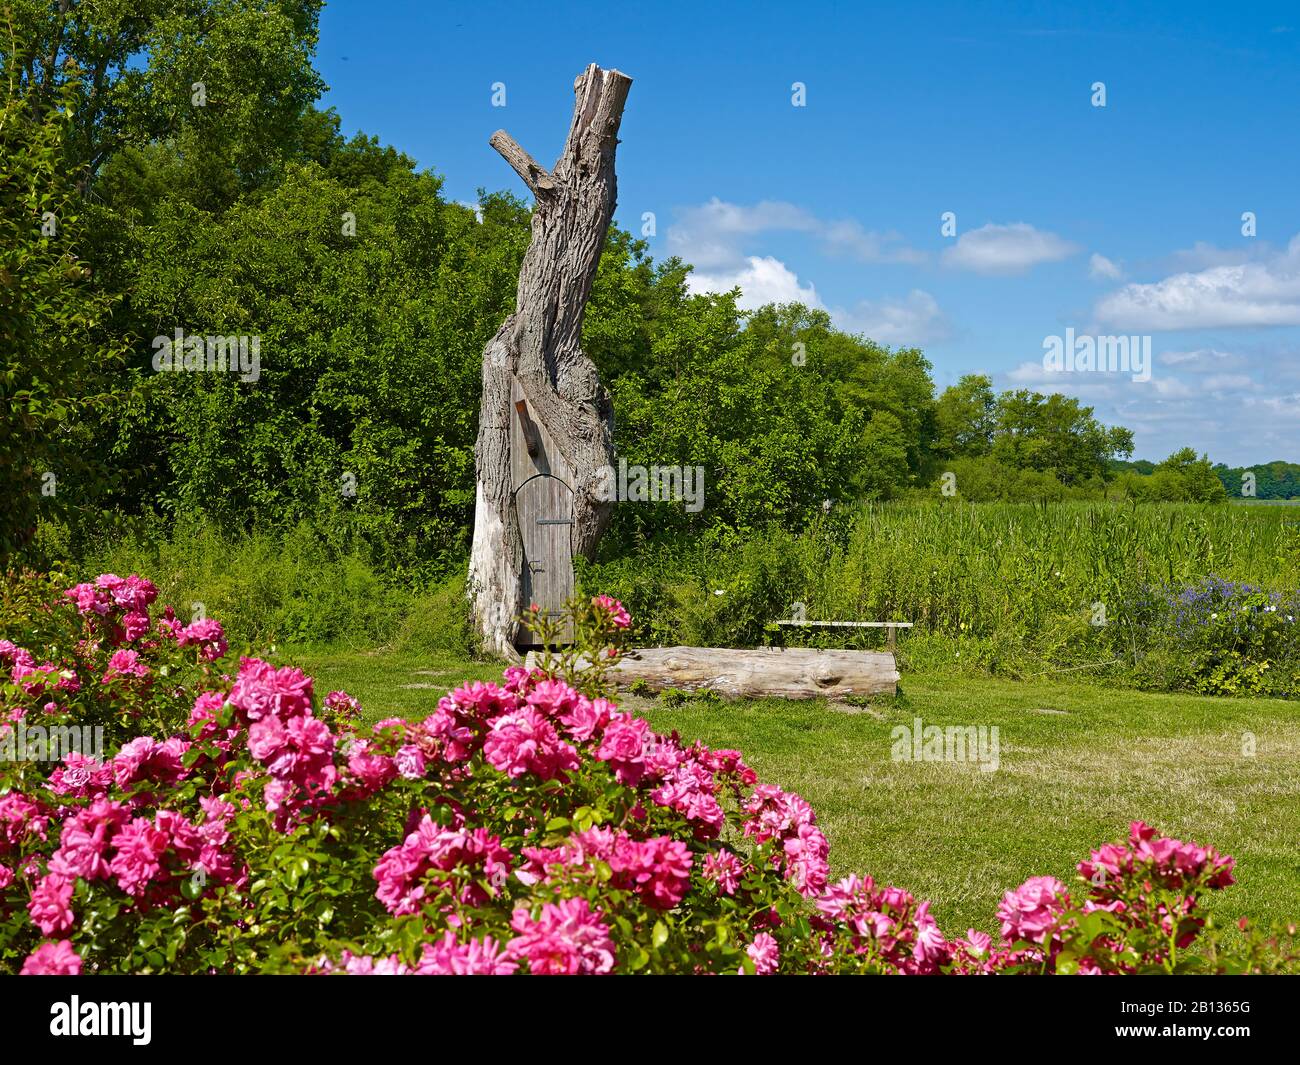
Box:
(1, 572, 1297, 975)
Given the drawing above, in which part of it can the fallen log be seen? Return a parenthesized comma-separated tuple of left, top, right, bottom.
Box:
(526, 646, 899, 700)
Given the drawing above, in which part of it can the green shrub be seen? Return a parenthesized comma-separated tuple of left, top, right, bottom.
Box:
(391, 573, 475, 658)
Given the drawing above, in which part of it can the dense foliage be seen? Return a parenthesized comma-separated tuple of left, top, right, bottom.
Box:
(1213, 460, 1300, 501)
(2, 0, 1255, 587)
(1129, 577, 1300, 696)
(0, 26, 124, 558)
(2, 574, 1296, 975)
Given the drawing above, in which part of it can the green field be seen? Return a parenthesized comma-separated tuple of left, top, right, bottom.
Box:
(290, 646, 1300, 939)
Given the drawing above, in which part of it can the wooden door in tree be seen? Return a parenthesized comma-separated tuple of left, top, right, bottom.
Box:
(515, 474, 575, 644)
(467, 64, 630, 659)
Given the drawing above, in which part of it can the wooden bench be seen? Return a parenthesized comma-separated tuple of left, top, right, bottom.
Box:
(775, 619, 914, 649)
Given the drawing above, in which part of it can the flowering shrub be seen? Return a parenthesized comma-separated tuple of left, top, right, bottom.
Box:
(1, 570, 1297, 975)
(1131, 576, 1300, 697)
(1, 570, 231, 767)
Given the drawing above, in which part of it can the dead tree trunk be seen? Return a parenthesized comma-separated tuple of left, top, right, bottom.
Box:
(526, 647, 901, 700)
(468, 64, 632, 659)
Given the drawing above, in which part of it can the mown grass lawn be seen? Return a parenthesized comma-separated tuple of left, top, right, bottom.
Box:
(289, 647, 1300, 938)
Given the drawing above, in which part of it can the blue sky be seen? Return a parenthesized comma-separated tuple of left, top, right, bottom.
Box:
(316, 0, 1300, 465)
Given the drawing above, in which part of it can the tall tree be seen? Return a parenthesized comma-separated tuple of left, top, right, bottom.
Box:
(467, 64, 631, 657)
(0, 31, 124, 557)
(934, 374, 995, 459)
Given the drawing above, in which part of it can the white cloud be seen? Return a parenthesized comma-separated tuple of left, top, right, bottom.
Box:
(686, 252, 949, 347)
(1004, 360, 1121, 400)
(1164, 240, 1256, 272)
(1150, 376, 1195, 399)
(670, 198, 944, 343)
(819, 218, 927, 264)
(1158, 348, 1246, 370)
(686, 255, 819, 310)
(1201, 373, 1257, 393)
(667, 198, 923, 271)
(941, 222, 1079, 275)
(1246, 392, 1300, 415)
(833, 290, 951, 346)
(1089, 253, 1124, 281)
(1094, 234, 1300, 330)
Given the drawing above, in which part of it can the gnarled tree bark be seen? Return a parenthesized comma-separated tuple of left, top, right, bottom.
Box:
(468, 64, 632, 659)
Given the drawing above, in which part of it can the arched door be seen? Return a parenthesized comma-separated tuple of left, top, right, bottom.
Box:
(514, 474, 575, 644)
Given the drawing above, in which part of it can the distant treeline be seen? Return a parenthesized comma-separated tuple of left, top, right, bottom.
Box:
(1109, 460, 1300, 501)
(1215, 461, 1300, 500)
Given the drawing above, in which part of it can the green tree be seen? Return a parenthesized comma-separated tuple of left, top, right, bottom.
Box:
(857, 411, 910, 498)
(934, 373, 995, 459)
(991, 389, 1132, 486)
(1, 32, 124, 557)
(1156, 448, 1227, 503)
(9, 0, 326, 203)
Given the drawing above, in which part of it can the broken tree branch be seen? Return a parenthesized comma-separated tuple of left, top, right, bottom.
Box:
(489, 130, 556, 196)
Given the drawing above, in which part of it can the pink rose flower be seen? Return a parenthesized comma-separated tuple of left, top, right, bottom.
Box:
(997, 875, 1070, 948)
(64, 583, 112, 616)
(109, 817, 170, 897)
(346, 740, 398, 795)
(21, 940, 82, 975)
(179, 619, 228, 661)
(743, 932, 780, 975)
(416, 931, 519, 975)
(28, 873, 76, 936)
(101, 649, 149, 682)
(483, 707, 579, 781)
(594, 713, 651, 785)
(373, 817, 513, 915)
(425, 682, 517, 763)
(112, 736, 190, 789)
(591, 595, 631, 629)
(50, 798, 130, 881)
(103, 574, 158, 613)
(559, 696, 614, 743)
(703, 849, 744, 895)
(609, 835, 693, 910)
(121, 611, 151, 642)
(394, 744, 426, 780)
(525, 678, 581, 718)
(0, 792, 50, 852)
(228, 658, 313, 723)
(507, 897, 617, 975)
